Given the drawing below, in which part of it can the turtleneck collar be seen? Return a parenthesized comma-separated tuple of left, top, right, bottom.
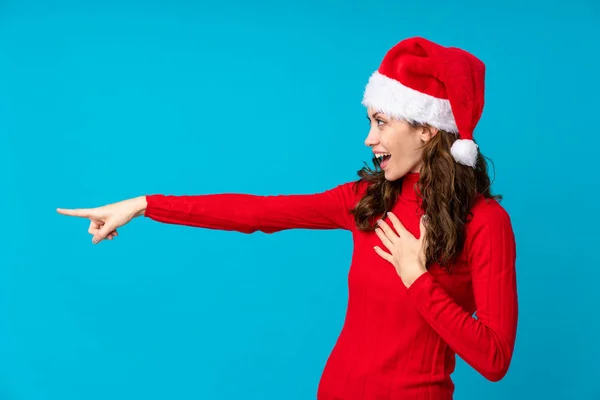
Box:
(399, 172, 421, 202)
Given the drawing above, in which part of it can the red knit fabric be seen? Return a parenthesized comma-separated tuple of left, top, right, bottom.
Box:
(144, 173, 518, 399)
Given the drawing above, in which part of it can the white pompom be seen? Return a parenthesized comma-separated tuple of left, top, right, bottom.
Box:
(451, 139, 478, 167)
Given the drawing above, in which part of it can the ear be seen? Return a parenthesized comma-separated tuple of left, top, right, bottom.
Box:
(419, 126, 438, 142)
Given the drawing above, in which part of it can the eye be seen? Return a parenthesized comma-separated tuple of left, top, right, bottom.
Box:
(367, 115, 386, 126)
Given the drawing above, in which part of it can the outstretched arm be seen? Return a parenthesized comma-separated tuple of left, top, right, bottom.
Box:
(142, 181, 363, 233)
(57, 182, 364, 244)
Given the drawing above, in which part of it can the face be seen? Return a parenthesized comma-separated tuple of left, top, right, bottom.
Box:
(364, 107, 437, 181)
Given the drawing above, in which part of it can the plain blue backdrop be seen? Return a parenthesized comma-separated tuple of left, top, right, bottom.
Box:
(1, 0, 599, 399)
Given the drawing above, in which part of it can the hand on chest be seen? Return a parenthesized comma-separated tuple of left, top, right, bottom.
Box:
(350, 203, 472, 305)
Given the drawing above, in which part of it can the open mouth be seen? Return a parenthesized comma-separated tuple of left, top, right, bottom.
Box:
(375, 153, 391, 168)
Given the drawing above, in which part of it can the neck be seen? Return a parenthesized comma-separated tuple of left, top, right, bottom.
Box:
(400, 172, 420, 201)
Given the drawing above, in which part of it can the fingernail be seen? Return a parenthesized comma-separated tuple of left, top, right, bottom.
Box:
(92, 237, 98, 244)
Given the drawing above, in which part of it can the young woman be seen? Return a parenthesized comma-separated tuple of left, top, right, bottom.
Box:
(57, 37, 518, 399)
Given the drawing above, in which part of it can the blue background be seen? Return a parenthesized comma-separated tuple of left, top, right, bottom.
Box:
(1, 0, 599, 399)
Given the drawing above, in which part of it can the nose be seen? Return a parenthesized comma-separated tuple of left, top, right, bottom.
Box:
(364, 127, 379, 147)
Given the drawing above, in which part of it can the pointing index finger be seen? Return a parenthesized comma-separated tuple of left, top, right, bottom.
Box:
(56, 208, 91, 218)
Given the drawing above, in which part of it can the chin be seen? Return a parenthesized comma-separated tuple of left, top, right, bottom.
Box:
(383, 169, 402, 182)
(383, 163, 415, 181)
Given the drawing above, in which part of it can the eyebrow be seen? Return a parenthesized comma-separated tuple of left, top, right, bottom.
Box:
(366, 112, 382, 121)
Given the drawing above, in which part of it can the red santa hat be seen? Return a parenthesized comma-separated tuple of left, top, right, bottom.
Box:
(362, 37, 485, 168)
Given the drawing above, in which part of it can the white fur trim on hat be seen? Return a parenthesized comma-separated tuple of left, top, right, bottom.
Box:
(451, 139, 478, 167)
(362, 71, 458, 134)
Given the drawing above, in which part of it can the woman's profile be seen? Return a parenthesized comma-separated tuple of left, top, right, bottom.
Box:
(57, 36, 518, 399)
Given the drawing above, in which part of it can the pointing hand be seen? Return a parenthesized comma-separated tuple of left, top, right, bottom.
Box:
(57, 196, 147, 244)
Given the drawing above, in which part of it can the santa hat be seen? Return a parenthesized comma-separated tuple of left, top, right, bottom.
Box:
(362, 37, 485, 168)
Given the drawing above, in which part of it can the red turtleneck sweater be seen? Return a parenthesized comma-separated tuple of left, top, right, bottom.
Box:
(143, 173, 518, 399)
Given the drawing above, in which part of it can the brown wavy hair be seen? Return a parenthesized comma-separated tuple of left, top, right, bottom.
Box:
(350, 123, 501, 272)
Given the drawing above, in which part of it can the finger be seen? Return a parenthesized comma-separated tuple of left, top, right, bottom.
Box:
(419, 215, 428, 242)
(91, 218, 105, 228)
(88, 220, 102, 234)
(90, 220, 101, 230)
(92, 222, 117, 244)
(386, 212, 410, 237)
(373, 246, 394, 264)
(374, 227, 394, 250)
(95, 230, 117, 239)
(376, 218, 398, 242)
(57, 208, 93, 218)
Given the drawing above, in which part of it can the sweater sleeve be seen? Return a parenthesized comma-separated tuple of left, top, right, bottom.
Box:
(406, 199, 518, 382)
(143, 181, 362, 233)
